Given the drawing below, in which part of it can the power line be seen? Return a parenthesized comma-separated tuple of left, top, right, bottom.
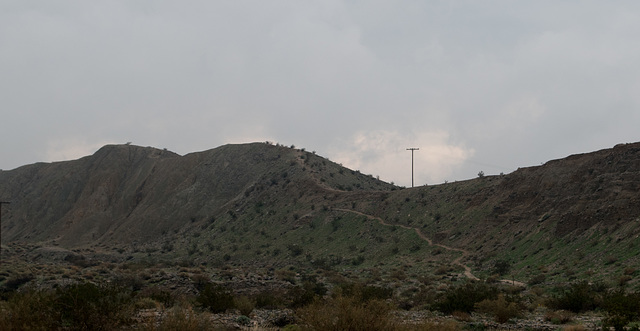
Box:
(406, 148, 419, 187)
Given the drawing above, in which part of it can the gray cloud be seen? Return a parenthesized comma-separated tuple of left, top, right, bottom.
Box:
(2, 1, 639, 186)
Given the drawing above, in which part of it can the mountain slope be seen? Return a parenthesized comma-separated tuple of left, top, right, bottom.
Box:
(0, 143, 394, 247)
(352, 142, 640, 284)
(1, 141, 639, 287)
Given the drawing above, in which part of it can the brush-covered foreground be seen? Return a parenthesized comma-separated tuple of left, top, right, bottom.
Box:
(2, 142, 640, 329)
(1, 253, 639, 331)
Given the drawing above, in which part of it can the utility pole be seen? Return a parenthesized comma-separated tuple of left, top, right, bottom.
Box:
(0, 201, 9, 259)
(406, 148, 419, 188)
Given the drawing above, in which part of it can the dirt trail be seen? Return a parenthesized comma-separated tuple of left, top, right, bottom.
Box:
(335, 208, 529, 287)
(335, 208, 479, 281)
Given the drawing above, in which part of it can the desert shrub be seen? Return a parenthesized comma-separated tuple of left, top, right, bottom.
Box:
(403, 320, 462, 331)
(434, 281, 498, 314)
(361, 285, 393, 302)
(287, 244, 303, 256)
(335, 282, 393, 303)
(390, 269, 407, 280)
(236, 315, 251, 326)
(54, 282, 135, 330)
(285, 275, 328, 308)
(196, 283, 235, 313)
(304, 277, 328, 297)
(140, 286, 176, 308)
(351, 255, 365, 266)
(1, 274, 34, 296)
(475, 294, 523, 323)
(297, 295, 395, 331)
(255, 289, 285, 309)
(0, 282, 135, 330)
(276, 269, 297, 283)
(564, 326, 588, 331)
(546, 281, 606, 313)
(451, 311, 472, 322)
(605, 255, 618, 265)
(286, 285, 318, 308)
(0, 289, 58, 330)
(435, 265, 450, 275)
(234, 295, 255, 316)
(135, 297, 160, 310)
(113, 273, 144, 292)
(544, 310, 574, 324)
(145, 305, 214, 331)
(618, 275, 633, 286)
(64, 253, 97, 268)
(601, 289, 640, 331)
(492, 259, 511, 276)
(401, 285, 438, 310)
(527, 273, 546, 286)
(191, 274, 211, 291)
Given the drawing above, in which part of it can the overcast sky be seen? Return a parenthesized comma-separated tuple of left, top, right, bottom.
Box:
(2, 1, 639, 186)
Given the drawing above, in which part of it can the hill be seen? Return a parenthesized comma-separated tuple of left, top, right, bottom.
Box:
(355, 142, 640, 285)
(0, 141, 639, 289)
(0, 143, 393, 246)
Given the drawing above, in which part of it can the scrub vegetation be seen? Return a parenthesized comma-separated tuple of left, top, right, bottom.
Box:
(1, 141, 640, 329)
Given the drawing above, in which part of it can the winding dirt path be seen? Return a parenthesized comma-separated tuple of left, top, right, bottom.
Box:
(334, 208, 479, 280)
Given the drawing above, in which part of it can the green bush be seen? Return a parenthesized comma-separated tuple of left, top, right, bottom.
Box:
(492, 260, 511, 276)
(54, 282, 135, 330)
(546, 281, 607, 313)
(527, 273, 546, 286)
(234, 295, 255, 316)
(297, 295, 395, 331)
(236, 315, 251, 326)
(335, 282, 393, 304)
(286, 285, 318, 308)
(284, 275, 329, 309)
(434, 281, 498, 314)
(147, 305, 214, 331)
(1, 274, 34, 296)
(255, 290, 285, 309)
(475, 294, 523, 323)
(140, 286, 176, 308)
(0, 282, 135, 330)
(196, 283, 235, 313)
(0, 289, 58, 330)
(287, 244, 303, 256)
(543, 310, 574, 324)
(601, 289, 640, 331)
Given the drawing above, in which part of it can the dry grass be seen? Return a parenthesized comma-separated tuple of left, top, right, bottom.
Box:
(396, 320, 462, 331)
(0, 290, 57, 330)
(474, 293, 523, 323)
(297, 296, 396, 331)
(563, 325, 587, 331)
(544, 310, 575, 324)
(140, 305, 215, 331)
